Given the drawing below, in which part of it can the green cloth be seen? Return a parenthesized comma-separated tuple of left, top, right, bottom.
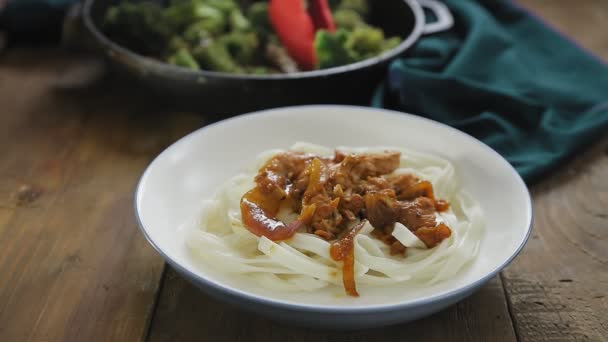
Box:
(373, 0, 608, 184)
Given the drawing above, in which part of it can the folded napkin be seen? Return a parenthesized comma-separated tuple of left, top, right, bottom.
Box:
(373, 0, 608, 183)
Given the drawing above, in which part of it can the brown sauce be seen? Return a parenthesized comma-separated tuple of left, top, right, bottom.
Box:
(240, 150, 453, 296)
(329, 221, 366, 297)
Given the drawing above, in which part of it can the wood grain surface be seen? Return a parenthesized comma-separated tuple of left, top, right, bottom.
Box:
(147, 272, 517, 342)
(0, 0, 607, 341)
(501, 143, 608, 342)
(0, 52, 206, 341)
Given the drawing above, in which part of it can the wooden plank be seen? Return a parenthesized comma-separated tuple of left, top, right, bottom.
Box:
(148, 268, 516, 342)
(501, 140, 608, 342)
(0, 49, 206, 341)
(516, 0, 608, 60)
(501, 139, 608, 341)
(502, 1, 608, 341)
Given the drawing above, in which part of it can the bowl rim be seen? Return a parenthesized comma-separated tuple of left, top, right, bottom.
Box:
(82, 0, 425, 80)
(134, 105, 534, 313)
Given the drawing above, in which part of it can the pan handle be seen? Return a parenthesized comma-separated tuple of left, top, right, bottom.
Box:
(417, 0, 454, 34)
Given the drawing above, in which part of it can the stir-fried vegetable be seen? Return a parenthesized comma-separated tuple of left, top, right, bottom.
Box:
(333, 9, 366, 30)
(315, 29, 353, 69)
(168, 48, 200, 69)
(103, 2, 172, 55)
(315, 26, 400, 69)
(164, 1, 225, 33)
(247, 2, 272, 36)
(102, 0, 402, 74)
(338, 0, 369, 16)
(192, 40, 242, 72)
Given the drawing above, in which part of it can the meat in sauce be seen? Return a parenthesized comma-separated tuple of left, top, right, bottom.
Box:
(240, 150, 452, 296)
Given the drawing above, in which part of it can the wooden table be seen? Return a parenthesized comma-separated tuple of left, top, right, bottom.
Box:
(1, 1, 607, 341)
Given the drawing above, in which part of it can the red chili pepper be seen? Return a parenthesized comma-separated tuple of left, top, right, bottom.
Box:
(309, 0, 336, 32)
(268, 0, 336, 70)
(269, 0, 317, 70)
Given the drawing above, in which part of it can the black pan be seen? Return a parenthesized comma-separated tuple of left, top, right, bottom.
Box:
(83, 0, 453, 114)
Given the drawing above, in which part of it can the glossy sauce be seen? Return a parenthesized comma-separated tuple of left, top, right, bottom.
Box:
(240, 150, 454, 296)
(240, 188, 316, 241)
(414, 222, 452, 248)
(329, 221, 366, 297)
(434, 199, 450, 212)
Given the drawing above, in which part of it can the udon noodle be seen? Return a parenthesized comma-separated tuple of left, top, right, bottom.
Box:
(185, 142, 484, 295)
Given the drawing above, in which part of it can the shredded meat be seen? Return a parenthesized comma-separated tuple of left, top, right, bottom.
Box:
(241, 151, 451, 296)
(254, 152, 312, 195)
(240, 150, 452, 295)
(364, 189, 397, 230)
(243, 150, 450, 243)
(395, 197, 438, 230)
(329, 151, 400, 191)
(415, 223, 452, 248)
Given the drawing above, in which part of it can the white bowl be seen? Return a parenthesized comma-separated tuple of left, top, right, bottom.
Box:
(135, 105, 532, 329)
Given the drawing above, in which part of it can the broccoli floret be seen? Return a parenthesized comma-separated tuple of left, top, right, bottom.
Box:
(345, 26, 385, 60)
(103, 2, 173, 55)
(247, 2, 272, 36)
(333, 9, 366, 30)
(314, 29, 355, 69)
(220, 31, 259, 64)
(164, 1, 225, 33)
(206, 0, 238, 15)
(166, 36, 189, 55)
(229, 8, 251, 31)
(315, 26, 396, 69)
(182, 21, 213, 45)
(338, 0, 369, 17)
(192, 40, 242, 73)
(167, 48, 200, 70)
